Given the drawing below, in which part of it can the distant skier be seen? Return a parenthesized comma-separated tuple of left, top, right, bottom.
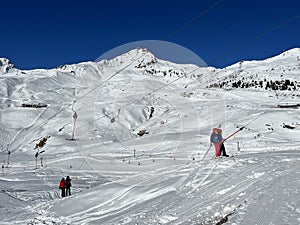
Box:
(7, 150, 11, 165)
(65, 176, 72, 196)
(35, 152, 39, 169)
(59, 178, 66, 197)
(2, 165, 4, 176)
(210, 128, 229, 157)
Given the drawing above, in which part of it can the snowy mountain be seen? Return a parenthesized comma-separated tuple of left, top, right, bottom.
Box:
(0, 48, 299, 225)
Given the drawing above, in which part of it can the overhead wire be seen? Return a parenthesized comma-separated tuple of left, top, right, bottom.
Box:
(165, 0, 224, 40)
(242, 89, 297, 129)
(208, 15, 300, 64)
(75, 54, 146, 103)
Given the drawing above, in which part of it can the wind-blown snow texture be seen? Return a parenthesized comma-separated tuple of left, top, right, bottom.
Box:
(0, 48, 299, 225)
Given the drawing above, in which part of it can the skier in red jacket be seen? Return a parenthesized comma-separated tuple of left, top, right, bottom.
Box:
(59, 178, 66, 197)
(210, 128, 229, 157)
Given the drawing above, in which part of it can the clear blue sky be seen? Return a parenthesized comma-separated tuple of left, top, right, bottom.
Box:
(1, 0, 299, 69)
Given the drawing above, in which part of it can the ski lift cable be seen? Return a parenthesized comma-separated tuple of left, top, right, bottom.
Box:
(203, 88, 298, 162)
(76, 54, 146, 103)
(208, 88, 298, 159)
(90, 67, 201, 125)
(208, 14, 300, 64)
(220, 89, 298, 144)
(242, 89, 297, 129)
(165, 0, 224, 40)
(91, 76, 184, 124)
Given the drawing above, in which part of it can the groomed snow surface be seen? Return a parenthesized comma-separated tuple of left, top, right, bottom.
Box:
(0, 48, 300, 224)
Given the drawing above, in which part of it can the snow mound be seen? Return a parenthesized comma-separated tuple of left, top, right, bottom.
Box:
(0, 58, 14, 74)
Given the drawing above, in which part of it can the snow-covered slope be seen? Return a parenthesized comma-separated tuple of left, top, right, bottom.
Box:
(0, 48, 299, 225)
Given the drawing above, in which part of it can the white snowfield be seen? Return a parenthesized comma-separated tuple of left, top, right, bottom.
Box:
(0, 48, 299, 225)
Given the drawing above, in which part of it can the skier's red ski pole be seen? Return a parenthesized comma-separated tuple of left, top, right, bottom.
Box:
(224, 126, 244, 141)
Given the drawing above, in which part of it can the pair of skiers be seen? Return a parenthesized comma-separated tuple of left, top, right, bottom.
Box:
(59, 176, 72, 197)
(210, 127, 229, 157)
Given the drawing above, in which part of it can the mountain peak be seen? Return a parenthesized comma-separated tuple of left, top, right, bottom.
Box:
(109, 48, 156, 64)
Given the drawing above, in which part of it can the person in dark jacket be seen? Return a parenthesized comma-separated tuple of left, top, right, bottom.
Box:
(65, 176, 72, 196)
(219, 129, 229, 157)
(210, 128, 229, 157)
(59, 178, 66, 197)
(220, 142, 229, 157)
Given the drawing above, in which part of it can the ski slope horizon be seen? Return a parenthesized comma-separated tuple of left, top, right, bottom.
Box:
(0, 47, 300, 225)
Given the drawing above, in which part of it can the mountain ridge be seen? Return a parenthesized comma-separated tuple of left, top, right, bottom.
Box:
(1, 47, 299, 76)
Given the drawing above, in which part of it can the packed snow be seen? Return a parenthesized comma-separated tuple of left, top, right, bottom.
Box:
(0, 48, 299, 224)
